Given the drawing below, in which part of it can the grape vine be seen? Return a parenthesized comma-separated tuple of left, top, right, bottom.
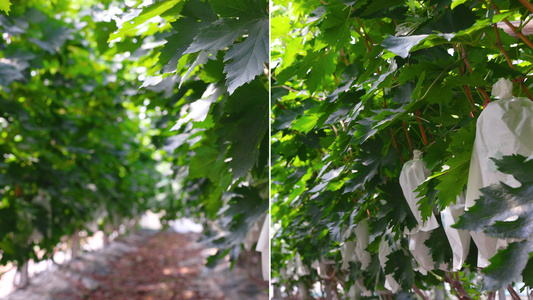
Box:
(272, 0, 533, 298)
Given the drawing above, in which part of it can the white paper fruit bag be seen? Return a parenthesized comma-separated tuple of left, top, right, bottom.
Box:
(441, 194, 470, 271)
(340, 222, 372, 297)
(284, 252, 310, 280)
(340, 225, 356, 271)
(378, 234, 400, 293)
(341, 239, 356, 271)
(340, 221, 372, 271)
(312, 260, 335, 278)
(294, 252, 310, 276)
(399, 150, 439, 232)
(243, 220, 262, 251)
(354, 219, 371, 270)
(407, 230, 435, 274)
(399, 150, 441, 273)
(465, 78, 533, 267)
(346, 276, 372, 299)
(255, 214, 269, 280)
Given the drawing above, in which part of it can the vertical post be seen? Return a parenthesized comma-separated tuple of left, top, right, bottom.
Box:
(71, 229, 79, 260)
(103, 233, 110, 247)
(325, 279, 334, 300)
(14, 261, 29, 288)
(498, 288, 506, 300)
(435, 286, 444, 300)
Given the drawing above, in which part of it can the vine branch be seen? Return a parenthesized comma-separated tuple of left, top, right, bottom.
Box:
(489, 0, 533, 50)
(415, 110, 429, 146)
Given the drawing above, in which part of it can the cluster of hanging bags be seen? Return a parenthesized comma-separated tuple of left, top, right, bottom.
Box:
(284, 78, 532, 295)
(398, 149, 470, 274)
(466, 78, 533, 267)
(394, 77, 533, 279)
(344, 78, 533, 294)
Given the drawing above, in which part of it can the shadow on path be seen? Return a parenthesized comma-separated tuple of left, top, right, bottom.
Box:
(3, 231, 268, 300)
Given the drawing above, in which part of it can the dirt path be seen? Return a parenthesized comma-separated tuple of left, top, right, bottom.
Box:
(84, 231, 220, 299)
(3, 231, 268, 300)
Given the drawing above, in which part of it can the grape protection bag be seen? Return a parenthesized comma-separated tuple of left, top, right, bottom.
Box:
(441, 194, 470, 271)
(399, 150, 442, 273)
(243, 219, 262, 251)
(465, 78, 533, 267)
(340, 225, 356, 271)
(284, 252, 310, 280)
(340, 222, 372, 297)
(256, 214, 270, 280)
(399, 150, 439, 233)
(354, 219, 371, 270)
(378, 234, 400, 293)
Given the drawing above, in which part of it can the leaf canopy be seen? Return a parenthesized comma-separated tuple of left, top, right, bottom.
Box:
(272, 0, 533, 297)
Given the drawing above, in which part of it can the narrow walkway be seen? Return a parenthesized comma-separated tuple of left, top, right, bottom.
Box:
(3, 231, 268, 300)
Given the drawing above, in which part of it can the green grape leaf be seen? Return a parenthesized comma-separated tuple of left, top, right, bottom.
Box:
(292, 114, 320, 133)
(208, 0, 267, 19)
(415, 176, 438, 221)
(434, 123, 475, 210)
(482, 240, 532, 291)
(357, 0, 404, 17)
(306, 51, 336, 94)
(189, 146, 231, 190)
(217, 80, 268, 179)
(320, 2, 352, 50)
(0, 0, 11, 15)
(384, 249, 415, 288)
(523, 257, 533, 288)
(108, 0, 184, 42)
(380, 181, 419, 232)
(0, 63, 25, 87)
(93, 21, 118, 53)
(344, 139, 397, 194)
(223, 18, 268, 94)
(182, 0, 218, 21)
(352, 118, 378, 145)
(392, 82, 415, 104)
(210, 186, 268, 261)
(184, 19, 248, 54)
(434, 150, 471, 209)
(423, 137, 448, 170)
(275, 51, 322, 85)
(425, 226, 453, 268)
(158, 17, 204, 74)
(381, 34, 429, 59)
(28, 24, 74, 54)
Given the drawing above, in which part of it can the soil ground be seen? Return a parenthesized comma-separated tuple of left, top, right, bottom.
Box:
(3, 231, 268, 300)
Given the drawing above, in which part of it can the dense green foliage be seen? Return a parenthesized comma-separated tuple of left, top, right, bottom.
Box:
(0, 0, 161, 265)
(107, 0, 269, 265)
(271, 0, 533, 297)
(0, 0, 269, 272)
